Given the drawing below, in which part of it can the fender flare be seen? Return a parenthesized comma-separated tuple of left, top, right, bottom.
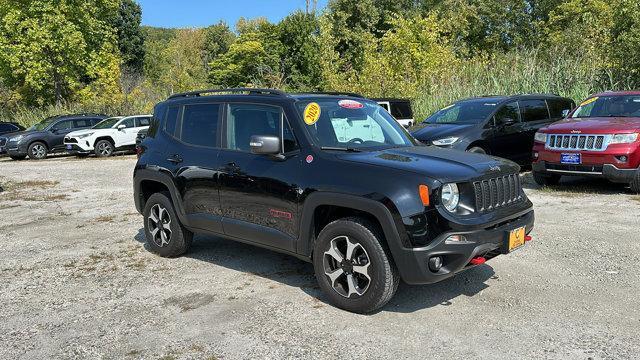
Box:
(297, 192, 406, 263)
(134, 167, 189, 225)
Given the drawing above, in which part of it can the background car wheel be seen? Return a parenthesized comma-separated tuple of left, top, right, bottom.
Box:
(143, 192, 193, 257)
(313, 217, 399, 314)
(28, 142, 48, 160)
(533, 171, 561, 186)
(76, 153, 90, 158)
(630, 169, 640, 194)
(94, 140, 114, 157)
(9, 155, 26, 161)
(467, 146, 486, 154)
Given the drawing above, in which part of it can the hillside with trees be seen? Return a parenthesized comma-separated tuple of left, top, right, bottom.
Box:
(1, 0, 639, 125)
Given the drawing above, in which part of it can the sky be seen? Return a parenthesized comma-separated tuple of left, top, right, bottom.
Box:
(136, 0, 329, 29)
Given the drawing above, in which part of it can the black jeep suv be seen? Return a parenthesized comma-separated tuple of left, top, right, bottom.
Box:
(412, 94, 575, 165)
(134, 89, 535, 313)
(5, 114, 107, 160)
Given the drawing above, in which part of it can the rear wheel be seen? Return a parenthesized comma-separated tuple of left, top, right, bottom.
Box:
(9, 155, 26, 161)
(533, 171, 561, 186)
(630, 169, 640, 194)
(313, 217, 399, 314)
(94, 140, 114, 157)
(28, 142, 48, 160)
(143, 192, 193, 257)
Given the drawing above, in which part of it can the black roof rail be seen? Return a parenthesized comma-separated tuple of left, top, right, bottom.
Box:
(294, 91, 365, 98)
(167, 88, 287, 99)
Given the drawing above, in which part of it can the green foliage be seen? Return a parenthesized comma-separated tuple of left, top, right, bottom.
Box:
(114, 0, 145, 73)
(277, 11, 322, 90)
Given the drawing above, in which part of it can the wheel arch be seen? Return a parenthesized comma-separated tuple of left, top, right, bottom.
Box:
(467, 140, 489, 154)
(134, 168, 188, 224)
(94, 136, 115, 147)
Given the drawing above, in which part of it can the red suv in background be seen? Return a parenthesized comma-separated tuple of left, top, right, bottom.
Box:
(532, 91, 640, 193)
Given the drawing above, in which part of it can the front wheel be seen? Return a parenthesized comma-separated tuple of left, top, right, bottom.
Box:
(28, 142, 48, 160)
(143, 192, 193, 257)
(313, 217, 399, 314)
(533, 171, 561, 186)
(94, 140, 114, 157)
(630, 169, 640, 194)
(467, 146, 486, 154)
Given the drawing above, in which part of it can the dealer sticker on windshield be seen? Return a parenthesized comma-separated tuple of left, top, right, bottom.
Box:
(304, 102, 321, 125)
(338, 99, 364, 109)
(579, 97, 598, 107)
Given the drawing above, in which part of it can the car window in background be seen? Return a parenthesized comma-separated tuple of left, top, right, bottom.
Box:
(547, 99, 574, 118)
(0, 124, 16, 132)
(120, 118, 136, 129)
(571, 95, 640, 118)
(165, 106, 180, 136)
(519, 99, 550, 122)
(74, 119, 92, 128)
(137, 117, 151, 127)
(379, 103, 390, 112)
(391, 102, 413, 119)
(226, 104, 281, 152)
(494, 101, 521, 125)
(93, 117, 121, 129)
(29, 118, 57, 131)
(181, 104, 220, 147)
(52, 120, 73, 131)
(425, 99, 499, 124)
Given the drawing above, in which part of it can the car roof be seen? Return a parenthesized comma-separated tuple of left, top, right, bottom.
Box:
(589, 90, 640, 97)
(49, 113, 109, 121)
(371, 98, 411, 103)
(456, 94, 573, 104)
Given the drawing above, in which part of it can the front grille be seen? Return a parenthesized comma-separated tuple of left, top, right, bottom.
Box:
(64, 137, 78, 144)
(473, 174, 523, 212)
(0, 138, 6, 147)
(547, 134, 610, 152)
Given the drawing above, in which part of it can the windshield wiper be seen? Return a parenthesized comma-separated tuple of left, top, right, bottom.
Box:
(320, 146, 362, 152)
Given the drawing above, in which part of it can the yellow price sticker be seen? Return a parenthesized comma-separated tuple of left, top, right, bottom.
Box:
(304, 102, 321, 125)
(579, 97, 598, 107)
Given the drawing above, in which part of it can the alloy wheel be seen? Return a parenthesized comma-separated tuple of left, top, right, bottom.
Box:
(98, 142, 113, 156)
(148, 204, 172, 247)
(31, 144, 46, 158)
(323, 235, 371, 298)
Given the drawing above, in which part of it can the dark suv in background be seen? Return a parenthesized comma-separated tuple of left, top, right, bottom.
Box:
(0, 122, 25, 155)
(4, 113, 107, 160)
(134, 88, 534, 313)
(412, 94, 575, 165)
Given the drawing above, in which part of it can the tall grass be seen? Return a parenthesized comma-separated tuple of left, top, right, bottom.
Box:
(412, 47, 611, 121)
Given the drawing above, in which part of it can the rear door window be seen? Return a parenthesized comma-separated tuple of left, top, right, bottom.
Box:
(494, 101, 520, 125)
(520, 99, 550, 122)
(547, 99, 574, 119)
(164, 106, 180, 137)
(180, 103, 220, 147)
(120, 118, 136, 129)
(52, 120, 74, 131)
(136, 117, 151, 127)
(74, 119, 93, 128)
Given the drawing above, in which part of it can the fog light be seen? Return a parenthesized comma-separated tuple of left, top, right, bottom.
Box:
(533, 152, 539, 159)
(428, 256, 443, 272)
(445, 235, 466, 243)
(616, 155, 628, 162)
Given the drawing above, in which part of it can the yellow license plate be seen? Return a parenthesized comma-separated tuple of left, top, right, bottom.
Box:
(508, 226, 526, 251)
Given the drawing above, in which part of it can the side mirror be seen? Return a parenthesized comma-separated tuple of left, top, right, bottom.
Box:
(250, 135, 280, 155)
(499, 118, 516, 126)
(562, 109, 570, 118)
(117, 124, 126, 131)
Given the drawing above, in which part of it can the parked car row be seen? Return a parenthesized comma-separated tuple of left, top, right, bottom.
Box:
(0, 114, 150, 160)
(411, 91, 640, 193)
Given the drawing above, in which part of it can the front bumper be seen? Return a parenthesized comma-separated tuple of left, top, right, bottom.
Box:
(532, 161, 637, 183)
(394, 209, 534, 285)
(64, 138, 93, 152)
(6, 141, 27, 156)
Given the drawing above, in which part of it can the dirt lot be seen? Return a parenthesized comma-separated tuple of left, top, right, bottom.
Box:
(0, 154, 639, 360)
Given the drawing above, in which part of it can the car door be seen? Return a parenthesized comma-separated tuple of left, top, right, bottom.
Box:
(218, 102, 301, 252)
(165, 102, 224, 234)
(48, 119, 75, 150)
(489, 101, 528, 162)
(116, 117, 138, 146)
(519, 99, 552, 162)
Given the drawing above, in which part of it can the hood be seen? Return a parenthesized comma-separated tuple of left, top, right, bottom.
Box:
(336, 146, 519, 183)
(67, 128, 104, 137)
(542, 117, 640, 133)
(3, 129, 43, 139)
(411, 123, 476, 141)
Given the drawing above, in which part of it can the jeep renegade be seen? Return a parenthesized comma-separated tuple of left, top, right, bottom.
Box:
(134, 89, 535, 313)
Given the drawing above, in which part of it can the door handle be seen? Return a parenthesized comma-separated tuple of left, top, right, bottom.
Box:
(167, 154, 183, 164)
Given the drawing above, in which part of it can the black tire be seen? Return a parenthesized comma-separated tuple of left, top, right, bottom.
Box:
(630, 169, 640, 194)
(467, 146, 486, 154)
(313, 217, 399, 314)
(94, 139, 114, 157)
(9, 155, 26, 161)
(143, 192, 193, 257)
(533, 171, 561, 186)
(28, 142, 48, 160)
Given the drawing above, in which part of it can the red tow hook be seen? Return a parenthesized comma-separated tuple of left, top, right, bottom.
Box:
(469, 257, 486, 265)
(525, 235, 533, 242)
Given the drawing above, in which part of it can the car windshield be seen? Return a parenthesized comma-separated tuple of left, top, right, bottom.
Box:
(425, 99, 501, 124)
(571, 95, 640, 118)
(93, 117, 122, 129)
(28, 117, 58, 131)
(295, 98, 415, 150)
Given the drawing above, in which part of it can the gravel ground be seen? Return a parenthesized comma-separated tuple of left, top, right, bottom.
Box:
(1, 154, 639, 360)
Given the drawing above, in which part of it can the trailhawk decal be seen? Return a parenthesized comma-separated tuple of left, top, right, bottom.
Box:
(269, 209, 293, 220)
(304, 102, 321, 125)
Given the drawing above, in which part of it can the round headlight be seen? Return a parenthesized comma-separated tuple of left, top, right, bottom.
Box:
(441, 183, 459, 212)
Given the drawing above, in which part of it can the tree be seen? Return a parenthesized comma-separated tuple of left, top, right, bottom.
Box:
(203, 22, 235, 67)
(114, 0, 145, 73)
(0, 0, 122, 106)
(277, 11, 322, 90)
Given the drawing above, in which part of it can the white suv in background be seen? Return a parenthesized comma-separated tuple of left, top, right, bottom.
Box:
(64, 115, 151, 157)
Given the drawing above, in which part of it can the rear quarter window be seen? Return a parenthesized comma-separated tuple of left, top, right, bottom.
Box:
(547, 99, 574, 118)
(520, 99, 550, 122)
(164, 106, 180, 137)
